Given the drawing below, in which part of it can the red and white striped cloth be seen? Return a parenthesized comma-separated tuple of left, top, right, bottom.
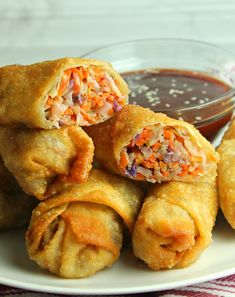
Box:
(1, 274, 235, 297)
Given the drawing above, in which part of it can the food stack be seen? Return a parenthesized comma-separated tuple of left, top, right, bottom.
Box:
(0, 57, 227, 279)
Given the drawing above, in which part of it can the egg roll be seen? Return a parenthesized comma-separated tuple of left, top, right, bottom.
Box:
(132, 180, 218, 270)
(0, 58, 129, 128)
(26, 169, 144, 278)
(0, 158, 37, 231)
(217, 118, 235, 228)
(85, 105, 218, 183)
(0, 126, 94, 200)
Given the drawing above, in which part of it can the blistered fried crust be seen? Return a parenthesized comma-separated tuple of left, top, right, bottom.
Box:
(0, 57, 129, 128)
(0, 126, 94, 199)
(26, 169, 144, 278)
(217, 118, 235, 229)
(133, 180, 218, 270)
(85, 105, 218, 183)
(0, 159, 37, 230)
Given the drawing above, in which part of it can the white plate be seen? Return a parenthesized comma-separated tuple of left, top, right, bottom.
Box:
(0, 127, 234, 295)
(0, 214, 235, 295)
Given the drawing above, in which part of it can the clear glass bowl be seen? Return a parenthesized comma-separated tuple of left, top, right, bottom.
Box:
(82, 39, 235, 140)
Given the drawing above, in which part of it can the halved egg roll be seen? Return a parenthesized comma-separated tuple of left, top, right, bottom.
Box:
(217, 118, 235, 229)
(132, 180, 218, 270)
(0, 126, 94, 200)
(0, 58, 128, 128)
(0, 158, 37, 231)
(26, 169, 144, 278)
(85, 105, 218, 183)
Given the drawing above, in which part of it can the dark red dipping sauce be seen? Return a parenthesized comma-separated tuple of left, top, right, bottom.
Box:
(122, 69, 234, 140)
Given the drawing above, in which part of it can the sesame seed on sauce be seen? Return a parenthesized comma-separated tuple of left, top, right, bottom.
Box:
(122, 68, 232, 136)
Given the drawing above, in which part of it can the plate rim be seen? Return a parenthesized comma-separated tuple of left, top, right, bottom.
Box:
(1, 266, 235, 295)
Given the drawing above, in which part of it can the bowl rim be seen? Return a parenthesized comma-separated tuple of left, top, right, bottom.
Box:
(82, 38, 235, 114)
(81, 37, 235, 59)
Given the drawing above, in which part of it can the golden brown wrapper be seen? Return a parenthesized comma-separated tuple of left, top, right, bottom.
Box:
(0, 158, 37, 231)
(0, 126, 94, 200)
(85, 105, 218, 183)
(132, 180, 218, 270)
(0, 57, 129, 128)
(217, 118, 235, 229)
(26, 169, 144, 278)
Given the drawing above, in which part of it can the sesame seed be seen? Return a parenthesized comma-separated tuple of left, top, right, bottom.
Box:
(199, 99, 205, 104)
(202, 90, 207, 94)
(183, 84, 188, 87)
(191, 96, 197, 100)
(204, 82, 208, 87)
(165, 103, 171, 107)
(178, 117, 184, 121)
(184, 101, 190, 104)
(195, 116, 202, 120)
(187, 88, 193, 92)
(169, 89, 184, 95)
(171, 83, 176, 87)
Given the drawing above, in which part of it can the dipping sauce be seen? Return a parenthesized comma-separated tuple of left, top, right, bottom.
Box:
(122, 69, 234, 140)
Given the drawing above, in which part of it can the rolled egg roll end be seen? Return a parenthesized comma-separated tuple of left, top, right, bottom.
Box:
(133, 197, 198, 270)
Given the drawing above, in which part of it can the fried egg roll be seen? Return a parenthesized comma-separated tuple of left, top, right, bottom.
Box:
(217, 118, 235, 228)
(0, 126, 94, 200)
(0, 58, 128, 128)
(133, 180, 218, 270)
(0, 158, 37, 231)
(26, 169, 144, 278)
(85, 105, 218, 183)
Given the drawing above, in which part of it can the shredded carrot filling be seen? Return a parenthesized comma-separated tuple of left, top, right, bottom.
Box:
(119, 125, 207, 182)
(44, 65, 126, 127)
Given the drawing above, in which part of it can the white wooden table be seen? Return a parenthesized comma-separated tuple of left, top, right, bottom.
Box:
(0, 0, 235, 65)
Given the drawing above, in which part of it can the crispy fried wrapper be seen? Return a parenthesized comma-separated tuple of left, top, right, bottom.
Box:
(0, 158, 37, 231)
(0, 58, 128, 128)
(85, 105, 218, 184)
(217, 118, 235, 229)
(26, 169, 144, 278)
(0, 126, 94, 200)
(132, 180, 218, 270)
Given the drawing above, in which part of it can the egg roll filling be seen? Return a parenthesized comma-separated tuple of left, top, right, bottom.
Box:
(45, 66, 126, 127)
(119, 125, 207, 182)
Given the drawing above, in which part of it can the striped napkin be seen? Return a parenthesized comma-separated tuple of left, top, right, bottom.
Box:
(1, 274, 235, 297)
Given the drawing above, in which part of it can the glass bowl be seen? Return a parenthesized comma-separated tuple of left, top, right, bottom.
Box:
(82, 39, 235, 140)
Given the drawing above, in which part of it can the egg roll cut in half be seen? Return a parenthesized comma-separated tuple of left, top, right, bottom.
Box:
(26, 169, 144, 278)
(85, 105, 218, 184)
(0, 126, 94, 200)
(133, 180, 218, 270)
(217, 118, 235, 229)
(0, 58, 129, 128)
(0, 158, 37, 231)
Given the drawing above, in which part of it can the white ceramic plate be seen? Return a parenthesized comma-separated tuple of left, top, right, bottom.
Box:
(0, 127, 234, 295)
(0, 214, 235, 295)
